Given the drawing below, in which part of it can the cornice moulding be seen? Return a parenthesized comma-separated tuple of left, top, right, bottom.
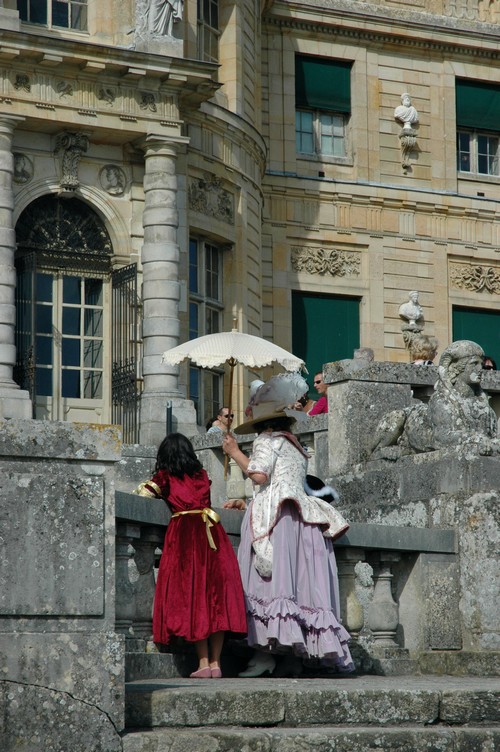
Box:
(264, 2, 500, 59)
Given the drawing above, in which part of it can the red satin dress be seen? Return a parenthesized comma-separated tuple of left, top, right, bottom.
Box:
(151, 468, 247, 644)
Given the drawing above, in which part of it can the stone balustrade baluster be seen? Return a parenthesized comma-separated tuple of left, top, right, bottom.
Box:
(367, 552, 401, 646)
(336, 547, 365, 637)
(131, 526, 164, 643)
(115, 522, 140, 637)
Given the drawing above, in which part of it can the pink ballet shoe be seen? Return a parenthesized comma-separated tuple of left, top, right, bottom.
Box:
(211, 667, 222, 678)
(189, 666, 212, 678)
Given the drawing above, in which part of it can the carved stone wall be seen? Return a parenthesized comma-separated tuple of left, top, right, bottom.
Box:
(450, 262, 500, 295)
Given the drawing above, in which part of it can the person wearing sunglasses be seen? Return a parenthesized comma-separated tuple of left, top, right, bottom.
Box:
(207, 407, 234, 434)
(307, 372, 329, 415)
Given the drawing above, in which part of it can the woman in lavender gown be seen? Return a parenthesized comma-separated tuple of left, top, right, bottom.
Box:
(223, 373, 354, 678)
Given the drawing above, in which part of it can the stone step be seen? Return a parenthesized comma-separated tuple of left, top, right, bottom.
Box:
(122, 725, 499, 752)
(125, 675, 500, 730)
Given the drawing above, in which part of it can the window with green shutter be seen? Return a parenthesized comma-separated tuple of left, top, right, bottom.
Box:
(456, 79, 500, 176)
(452, 306, 500, 367)
(295, 55, 352, 159)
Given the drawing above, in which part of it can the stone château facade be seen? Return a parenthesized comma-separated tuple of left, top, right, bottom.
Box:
(0, 0, 498, 447)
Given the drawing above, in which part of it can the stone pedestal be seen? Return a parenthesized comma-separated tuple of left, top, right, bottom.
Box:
(0, 420, 124, 749)
(328, 380, 411, 474)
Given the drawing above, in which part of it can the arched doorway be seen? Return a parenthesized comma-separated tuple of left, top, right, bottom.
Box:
(14, 195, 114, 424)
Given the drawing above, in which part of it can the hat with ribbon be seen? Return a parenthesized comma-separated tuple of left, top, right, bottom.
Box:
(234, 372, 308, 435)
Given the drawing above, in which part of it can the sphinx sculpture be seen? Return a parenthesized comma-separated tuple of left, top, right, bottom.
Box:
(371, 340, 499, 458)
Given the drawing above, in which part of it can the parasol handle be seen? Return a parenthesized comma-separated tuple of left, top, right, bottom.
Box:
(224, 358, 236, 480)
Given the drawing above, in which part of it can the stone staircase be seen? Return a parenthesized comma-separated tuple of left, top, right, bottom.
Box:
(122, 667, 500, 751)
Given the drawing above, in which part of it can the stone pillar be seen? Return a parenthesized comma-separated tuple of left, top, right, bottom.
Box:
(139, 135, 196, 445)
(0, 115, 32, 419)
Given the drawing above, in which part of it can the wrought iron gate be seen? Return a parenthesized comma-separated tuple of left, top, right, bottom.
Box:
(112, 263, 142, 444)
(14, 252, 36, 412)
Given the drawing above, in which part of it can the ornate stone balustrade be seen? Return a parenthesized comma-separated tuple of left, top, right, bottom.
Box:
(115, 490, 456, 675)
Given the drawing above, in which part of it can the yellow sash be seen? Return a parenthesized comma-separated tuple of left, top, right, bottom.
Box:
(171, 507, 221, 550)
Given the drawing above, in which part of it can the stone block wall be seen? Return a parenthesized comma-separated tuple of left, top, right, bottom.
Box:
(0, 419, 124, 751)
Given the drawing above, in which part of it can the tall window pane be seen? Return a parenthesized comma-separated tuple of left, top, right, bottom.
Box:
(188, 238, 224, 425)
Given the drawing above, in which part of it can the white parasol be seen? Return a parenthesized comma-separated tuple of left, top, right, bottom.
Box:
(162, 326, 306, 475)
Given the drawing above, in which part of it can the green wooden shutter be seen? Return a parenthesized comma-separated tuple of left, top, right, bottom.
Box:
(452, 306, 500, 366)
(456, 79, 500, 132)
(292, 292, 360, 393)
(295, 55, 352, 114)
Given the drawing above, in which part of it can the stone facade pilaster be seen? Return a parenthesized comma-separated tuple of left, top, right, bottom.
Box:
(139, 136, 196, 445)
(0, 115, 31, 419)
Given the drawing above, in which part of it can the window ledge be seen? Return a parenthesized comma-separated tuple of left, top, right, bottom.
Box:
(19, 22, 89, 39)
(458, 171, 500, 184)
(297, 153, 353, 167)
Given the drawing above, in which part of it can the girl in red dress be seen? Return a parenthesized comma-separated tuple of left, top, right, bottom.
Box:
(141, 433, 247, 678)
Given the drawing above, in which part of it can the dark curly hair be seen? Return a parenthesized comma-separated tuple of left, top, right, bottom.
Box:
(155, 433, 203, 478)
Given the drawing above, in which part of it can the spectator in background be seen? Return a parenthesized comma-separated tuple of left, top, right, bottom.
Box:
(207, 407, 233, 434)
(308, 371, 328, 414)
(410, 334, 438, 366)
(483, 355, 497, 371)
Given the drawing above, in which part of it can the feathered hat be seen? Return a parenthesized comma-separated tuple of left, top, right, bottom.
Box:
(234, 372, 308, 435)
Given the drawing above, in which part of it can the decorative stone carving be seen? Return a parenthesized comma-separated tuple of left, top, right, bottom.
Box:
(13, 152, 33, 184)
(291, 246, 360, 277)
(99, 164, 126, 196)
(140, 92, 157, 112)
(97, 87, 116, 106)
(394, 93, 419, 170)
(371, 340, 500, 458)
(56, 80, 74, 98)
(14, 74, 30, 92)
(54, 131, 90, 192)
(188, 174, 234, 225)
(450, 262, 500, 295)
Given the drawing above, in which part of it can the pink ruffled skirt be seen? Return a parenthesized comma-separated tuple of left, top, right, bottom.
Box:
(238, 500, 354, 671)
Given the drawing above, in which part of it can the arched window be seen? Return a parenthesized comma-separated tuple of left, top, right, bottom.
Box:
(15, 195, 113, 422)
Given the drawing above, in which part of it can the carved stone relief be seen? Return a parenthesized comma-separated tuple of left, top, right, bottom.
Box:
(97, 87, 116, 106)
(450, 262, 500, 295)
(188, 174, 234, 225)
(99, 165, 126, 196)
(140, 92, 157, 113)
(13, 153, 33, 184)
(54, 132, 90, 192)
(14, 74, 30, 93)
(291, 246, 360, 277)
(56, 80, 74, 98)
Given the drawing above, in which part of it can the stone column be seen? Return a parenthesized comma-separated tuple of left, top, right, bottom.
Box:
(139, 135, 196, 445)
(0, 115, 32, 419)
